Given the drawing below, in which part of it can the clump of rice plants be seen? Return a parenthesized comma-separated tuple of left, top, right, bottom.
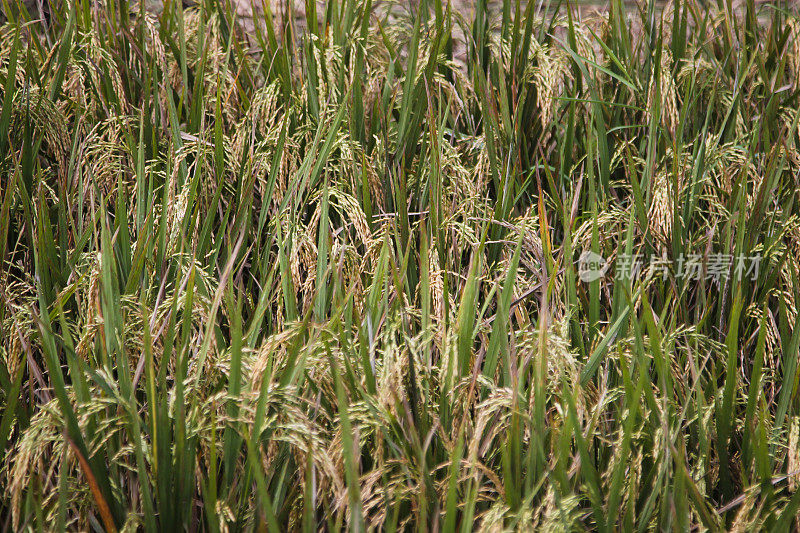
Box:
(2, 0, 800, 529)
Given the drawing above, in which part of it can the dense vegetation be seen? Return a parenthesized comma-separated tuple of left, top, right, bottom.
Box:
(2, 0, 800, 529)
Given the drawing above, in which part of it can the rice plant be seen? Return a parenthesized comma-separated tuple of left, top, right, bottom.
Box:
(2, 0, 800, 530)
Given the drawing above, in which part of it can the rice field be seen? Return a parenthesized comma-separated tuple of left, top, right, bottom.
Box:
(2, 0, 800, 530)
